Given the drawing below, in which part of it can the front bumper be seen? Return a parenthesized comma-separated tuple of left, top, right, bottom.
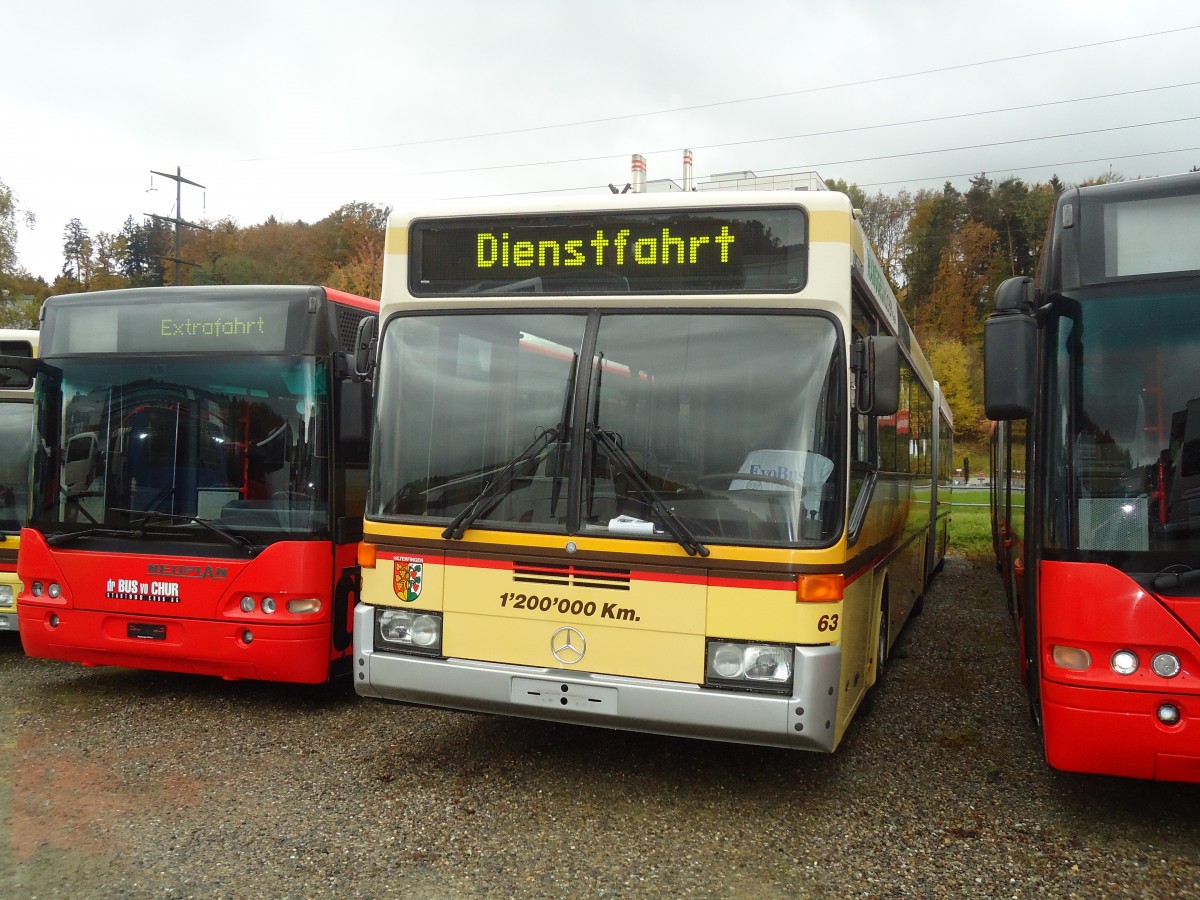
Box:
(353, 603, 842, 751)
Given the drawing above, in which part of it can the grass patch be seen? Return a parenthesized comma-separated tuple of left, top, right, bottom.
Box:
(949, 489, 994, 561)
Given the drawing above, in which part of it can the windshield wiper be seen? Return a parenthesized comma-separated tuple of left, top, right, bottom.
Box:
(589, 424, 709, 558)
(46, 527, 140, 547)
(111, 507, 258, 557)
(549, 352, 579, 518)
(442, 427, 560, 540)
(1152, 566, 1200, 592)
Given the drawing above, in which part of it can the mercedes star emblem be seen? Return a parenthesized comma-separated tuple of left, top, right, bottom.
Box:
(550, 625, 586, 665)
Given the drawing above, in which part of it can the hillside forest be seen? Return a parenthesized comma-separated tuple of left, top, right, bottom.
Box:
(0, 170, 1161, 446)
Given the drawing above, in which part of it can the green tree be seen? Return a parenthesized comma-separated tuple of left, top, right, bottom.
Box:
(860, 189, 916, 297)
(823, 177, 867, 211)
(825, 179, 915, 297)
(0, 176, 36, 277)
(117, 215, 168, 286)
(62, 218, 94, 287)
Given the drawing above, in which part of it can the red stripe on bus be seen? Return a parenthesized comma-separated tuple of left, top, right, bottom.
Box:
(322, 287, 379, 312)
(708, 576, 794, 592)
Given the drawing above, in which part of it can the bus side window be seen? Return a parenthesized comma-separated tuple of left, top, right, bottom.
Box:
(849, 302, 876, 529)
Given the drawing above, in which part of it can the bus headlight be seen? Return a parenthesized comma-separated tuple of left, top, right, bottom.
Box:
(1111, 650, 1139, 676)
(0, 585, 13, 608)
(705, 641, 793, 692)
(1151, 652, 1181, 678)
(375, 608, 442, 656)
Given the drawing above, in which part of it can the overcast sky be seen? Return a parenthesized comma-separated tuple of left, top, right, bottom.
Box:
(4, 0, 1198, 282)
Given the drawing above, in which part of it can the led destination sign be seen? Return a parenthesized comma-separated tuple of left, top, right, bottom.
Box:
(45, 298, 293, 355)
(412, 207, 807, 294)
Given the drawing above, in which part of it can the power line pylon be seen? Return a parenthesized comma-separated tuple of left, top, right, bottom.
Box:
(146, 166, 210, 285)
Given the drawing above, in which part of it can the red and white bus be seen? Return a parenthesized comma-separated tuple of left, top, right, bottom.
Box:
(987, 172, 1200, 782)
(9, 285, 376, 683)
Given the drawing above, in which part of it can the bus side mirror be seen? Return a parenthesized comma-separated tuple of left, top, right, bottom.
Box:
(854, 335, 899, 417)
(984, 276, 1036, 420)
(352, 317, 378, 382)
(0, 354, 37, 389)
(336, 378, 373, 452)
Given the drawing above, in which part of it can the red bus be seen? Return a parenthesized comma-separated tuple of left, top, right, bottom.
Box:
(8, 286, 377, 683)
(986, 172, 1200, 782)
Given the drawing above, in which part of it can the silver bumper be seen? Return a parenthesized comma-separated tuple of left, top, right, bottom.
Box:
(353, 604, 842, 751)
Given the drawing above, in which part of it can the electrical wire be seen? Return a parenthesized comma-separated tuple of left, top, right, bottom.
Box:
(221, 24, 1200, 164)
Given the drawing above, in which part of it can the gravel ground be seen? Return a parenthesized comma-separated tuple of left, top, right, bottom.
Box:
(1, 555, 1198, 899)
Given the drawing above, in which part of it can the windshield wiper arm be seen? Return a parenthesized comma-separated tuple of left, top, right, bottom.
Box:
(442, 427, 560, 540)
(589, 424, 709, 558)
(111, 507, 258, 557)
(549, 352, 579, 518)
(46, 527, 140, 547)
(1152, 566, 1200, 592)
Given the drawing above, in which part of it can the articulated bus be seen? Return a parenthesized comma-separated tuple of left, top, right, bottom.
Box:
(5, 286, 377, 683)
(0, 329, 38, 632)
(353, 184, 953, 750)
(987, 172, 1200, 782)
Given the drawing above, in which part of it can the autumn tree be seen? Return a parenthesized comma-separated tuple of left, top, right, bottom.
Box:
(317, 202, 390, 271)
(326, 231, 384, 299)
(322, 202, 389, 299)
(921, 220, 1000, 344)
(235, 215, 328, 284)
(190, 217, 266, 286)
(927, 338, 985, 442)
(902, 183, 966, 328)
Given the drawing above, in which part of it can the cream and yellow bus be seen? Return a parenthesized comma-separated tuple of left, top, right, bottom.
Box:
(0, 328, 38, 633)
(352, 182, 952, 750)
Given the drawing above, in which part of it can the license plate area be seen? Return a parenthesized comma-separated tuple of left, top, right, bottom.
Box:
(127, 622, 167, 641)
(511, 676, 618, 715)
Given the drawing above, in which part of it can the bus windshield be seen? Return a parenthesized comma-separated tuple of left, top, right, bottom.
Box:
(1047, 287, 1200, 564)
(34, 355, 330, 542)
(371, 311, 842, 547)
(0, 402, 33, 534)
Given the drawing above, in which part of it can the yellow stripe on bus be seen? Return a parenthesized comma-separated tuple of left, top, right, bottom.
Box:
(384, 226, 408, 255)
(361, 521, 851, 568)
(807, 209, 853, 244)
